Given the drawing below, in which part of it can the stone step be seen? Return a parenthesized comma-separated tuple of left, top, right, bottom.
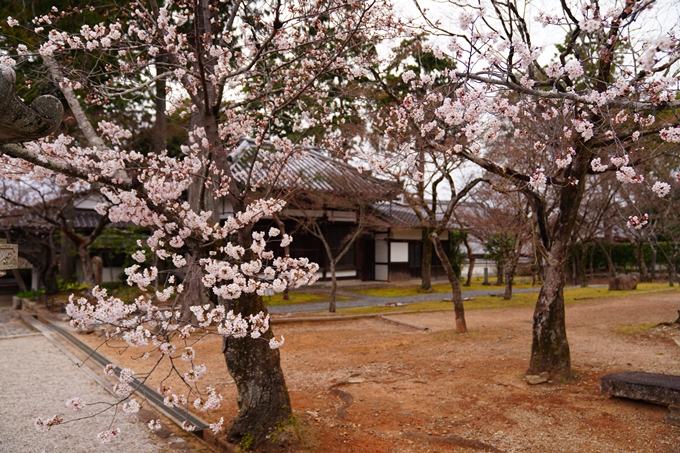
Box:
(600, 371, 680, 405)
(600, 371, 680, 426)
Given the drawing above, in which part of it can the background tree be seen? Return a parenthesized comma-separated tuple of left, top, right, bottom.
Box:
(365, 0, 680, 379)
(354, 36, 484, 292)
(0, 179, 109, 288)
(461, 182, 533, 299)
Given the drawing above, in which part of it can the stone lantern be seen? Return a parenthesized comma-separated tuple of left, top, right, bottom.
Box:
(0, 239, 18, 278)
(0, 64, 63, 278)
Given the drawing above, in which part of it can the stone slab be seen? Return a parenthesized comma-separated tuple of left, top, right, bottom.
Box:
(600, 371, 680, 406)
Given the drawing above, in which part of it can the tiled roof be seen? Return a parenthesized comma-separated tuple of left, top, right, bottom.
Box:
(0, 207, 128, 232)
(372, 202, 461, 230)
(230, 139, 399, 203)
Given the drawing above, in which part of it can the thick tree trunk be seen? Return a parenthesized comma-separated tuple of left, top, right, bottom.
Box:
(527, 245, 571, 378)
(527, 244, 571, 379)
(430, 233, 466, 333)
(420, 227, 433, 291)
(525, 144, 588, 380)
(223, 293, 292, 447)
(650, 246, 657, 281)
(221, 225, 292, 447)
(178, 254, 207, 321)
(496, 262, 504, 285)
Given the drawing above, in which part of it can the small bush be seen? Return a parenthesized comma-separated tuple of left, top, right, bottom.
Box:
(17, 289, 45, 299)
(57, 279, 88, 292)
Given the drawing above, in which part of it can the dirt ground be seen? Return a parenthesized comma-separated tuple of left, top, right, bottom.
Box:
(75, 290, 680, 453)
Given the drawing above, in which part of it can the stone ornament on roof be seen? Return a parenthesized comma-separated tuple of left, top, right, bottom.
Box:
(0, 64, 63, 145)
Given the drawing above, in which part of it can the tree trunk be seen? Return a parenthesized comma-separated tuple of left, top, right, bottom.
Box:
(59, 203, 77, 280)
(496, 262, 504, 285)
(42, 231, 60, 295)
(329, 261, 337, 313)
(42, 267, 59, 295)
(420, 227, 433, 291)
(223, 292, 292, 447)
(635, 241, 649, 282)
(153, 53, 167, 155)
(670, 261, 678, 287)
(597, 241, 616, 278)
(178, 254, 207, 321)
(503, 268, 515, 300)
(463, 235, 474, 287)
(221, 225, 292, 447)
(12, 268, 27, 293)
(272, 213, 290, 301)
(578, 243, 589, 287)
(650, 246, 657, 281)
(525, 144, 589, 380)
(60, 236, 77, 281)
(527, 244, 571, 379)
(430, 233, 466, 333)
(503, 247, 521, 300)
(78, 243, 95, 287)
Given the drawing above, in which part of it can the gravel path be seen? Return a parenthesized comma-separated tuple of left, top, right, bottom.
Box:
(0, 307, 40, 338)
(267, 285, 545, 313)
(0, 316, 169, 453)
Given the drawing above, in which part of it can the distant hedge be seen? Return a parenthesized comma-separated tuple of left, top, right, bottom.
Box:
(569, 241, 679, 274)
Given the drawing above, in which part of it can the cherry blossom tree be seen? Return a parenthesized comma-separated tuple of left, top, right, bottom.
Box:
(356, 36, 485, 292)
(461, 182, 533, 299)
(360, 0, 680, 378)
(0, 0, 400, 447)
(0, 183, 111, 288)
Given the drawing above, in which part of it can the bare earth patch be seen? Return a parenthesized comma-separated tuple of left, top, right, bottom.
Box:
(76, 291, 680, 452)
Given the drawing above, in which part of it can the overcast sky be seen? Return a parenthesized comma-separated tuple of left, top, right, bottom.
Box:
(390, 0, 680, 61)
